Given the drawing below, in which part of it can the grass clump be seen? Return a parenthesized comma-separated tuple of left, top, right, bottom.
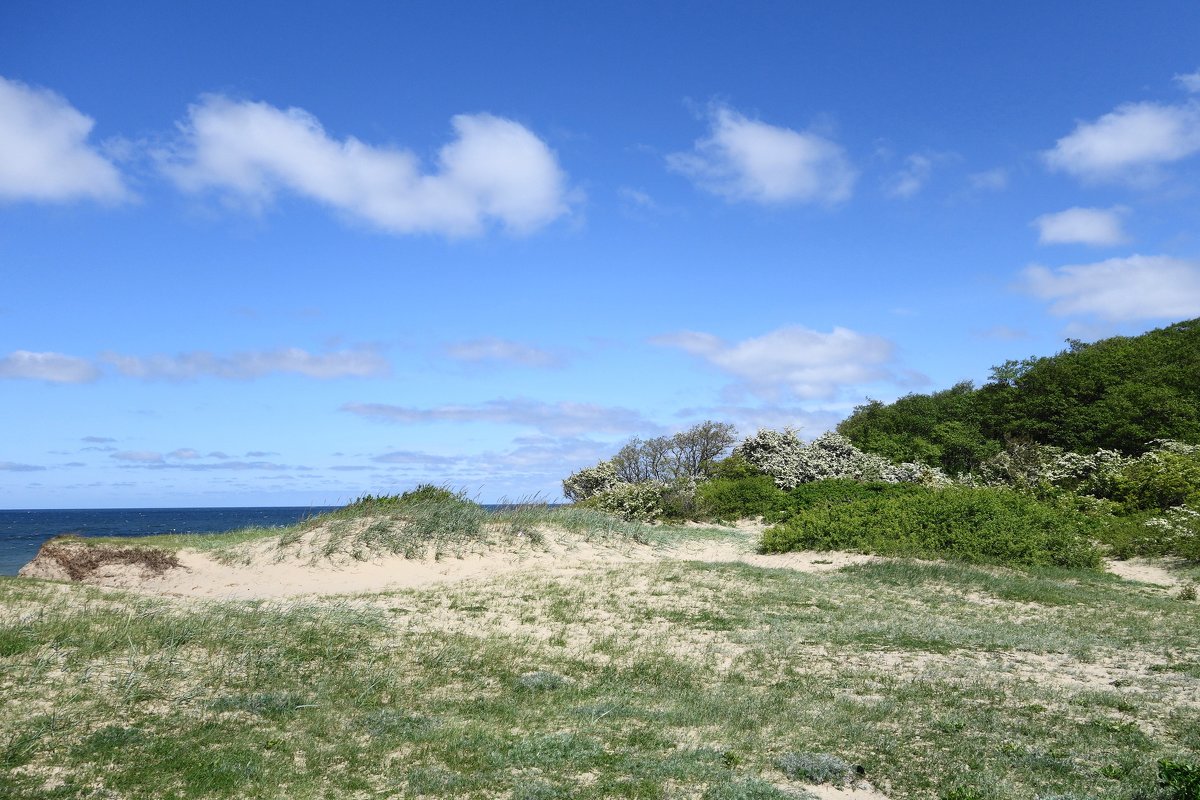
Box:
(760, 485, 1101, 569)
(776, 751, 859, 784)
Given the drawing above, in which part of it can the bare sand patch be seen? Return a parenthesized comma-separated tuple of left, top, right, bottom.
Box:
(17, 523, 873, 601)
(1104, 557, 1182, 587)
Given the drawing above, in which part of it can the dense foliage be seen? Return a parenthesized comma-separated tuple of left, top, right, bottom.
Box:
(760, 485, 1102, 569)
(838, 318, 1200, 472)
(562, 421, 737, 520)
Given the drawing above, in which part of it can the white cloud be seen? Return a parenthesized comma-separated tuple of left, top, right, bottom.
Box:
(101, 346, 389, 380)
(341, 398, 654, 436)
(885, 154, 934, 198)
(443, 337, 564, 368)
(161, 95, 570, 236)
(1043, 100, 1200, 182)
(1022, 255, 1200, 321)
(0, 350, 100, 383)
(1033, 206, 1129, 246)
(0, 76, 128, 203)
(1175, 69, 1200, 93)
(652, 325, 897, 400)
(666, 105, 855, 205)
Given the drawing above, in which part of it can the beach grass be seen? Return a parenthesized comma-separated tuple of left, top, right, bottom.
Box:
(2, 541, 1198, 799)
(72, 501, 726, 565)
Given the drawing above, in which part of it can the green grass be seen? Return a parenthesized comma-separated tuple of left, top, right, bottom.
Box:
(2, 543, 1198, 799)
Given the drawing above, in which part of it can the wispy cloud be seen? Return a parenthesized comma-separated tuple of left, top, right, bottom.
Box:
(81, 436, 116, 444)
(884, 153, 954, 198)
(652, 325, 898, 400)
(443, 337, 565, 368)
(111, 449, 297, 471)
(1033, 206, 1129, 246)
(0, 461, 45, 472)
(0, 351, 101, 383)
(159, 95, 571, 236)
(101, 346, 389, 380)
(667, 104, 855, 205)
(1175, 69, 1200, 93)
(967, 168, 1008, 192)
(1043, 99, 1200, 183)
(111, 450, 165, 464)
(342, 398, 655, 437)
(0, 76, 129, 203)
(1022, 255, 1200, 321)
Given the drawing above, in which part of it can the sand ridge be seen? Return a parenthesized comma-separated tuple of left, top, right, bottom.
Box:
(18, 523, 879, 601)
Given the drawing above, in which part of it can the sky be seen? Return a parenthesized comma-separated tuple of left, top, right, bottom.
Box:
(3, 1, 1200, 508)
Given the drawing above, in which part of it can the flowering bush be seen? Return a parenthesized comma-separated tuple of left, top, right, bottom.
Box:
(1144, 505, 1200, 560)
(735, 429, 950, 488)
(587, 481, 666, 522)
(561, 459, 620, 502)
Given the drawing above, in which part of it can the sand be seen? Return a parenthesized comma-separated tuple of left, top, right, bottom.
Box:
(17, 522, 879, 601)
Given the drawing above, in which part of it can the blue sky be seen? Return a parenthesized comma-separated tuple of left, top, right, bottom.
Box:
(3, 1, 1200, 507)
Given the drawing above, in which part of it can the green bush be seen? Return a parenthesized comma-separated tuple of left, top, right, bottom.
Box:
(581, 482, 665, 522)
(760, 485, 1101, 569)
(1113, 451, 1200, 512)
(696, 475, 787, 520)
(784, 478, 925, 510)
(1096, 505, 1200, 562)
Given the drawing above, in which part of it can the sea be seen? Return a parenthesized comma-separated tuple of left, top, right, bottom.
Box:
(0, 507, 336, 577)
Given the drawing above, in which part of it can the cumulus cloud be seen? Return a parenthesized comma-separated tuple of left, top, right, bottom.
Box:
(0, 351, 101, 383)
(1043, 100, 1200, 182)
(341, 398, 654, 437)
(160, 95, 570, 236)
(1022, 255, 1200, 321)
(443, 337, 564, 368)
(0, 76, 128, 203)
(1033, 206, 1129, 246)
(666, 105, 855, 205)
(0, 461, 45, 472)
(101, 346, 388, 380)
(652, 325, 897, 400)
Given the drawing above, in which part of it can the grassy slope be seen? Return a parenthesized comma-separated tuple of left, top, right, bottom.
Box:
(2, 535, 1198, 800)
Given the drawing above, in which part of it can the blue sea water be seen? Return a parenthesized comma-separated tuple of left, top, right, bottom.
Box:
(0, 507, 335, 577)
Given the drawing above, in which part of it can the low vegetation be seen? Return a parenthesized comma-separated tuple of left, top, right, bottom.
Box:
(2, 545, 1198, 799)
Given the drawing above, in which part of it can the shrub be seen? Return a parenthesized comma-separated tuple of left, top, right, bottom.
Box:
(760, 485, 1101, 569)
(562, 459, 620, 502)
(736, 429, 950, 489)
(1113, 450, 1200, 512)
(784, 478, 925, 510)
(696, 475, 787, 520)
(584, 481, 666, 522)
